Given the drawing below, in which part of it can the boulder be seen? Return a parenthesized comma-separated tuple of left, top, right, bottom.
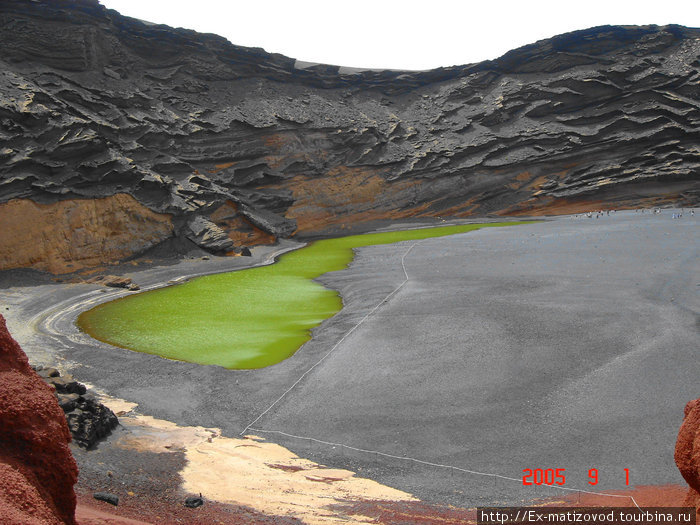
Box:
(57, 393, 80, 413)
(238, 205, 297, 239)
(86, 275, 140, 291)
(66, 396, 119, 449)
(34, 367, 118, 449)
(37, 366, 61, 378)
(46, 375, 87, 395)
(185, 216, 234, 253)
(93, 492, 119, 506)
(184, 495, 204, 508)
(0, 314, 78, 524)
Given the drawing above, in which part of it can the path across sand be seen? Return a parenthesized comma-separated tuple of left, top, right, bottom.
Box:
(1, 212, 697, 512)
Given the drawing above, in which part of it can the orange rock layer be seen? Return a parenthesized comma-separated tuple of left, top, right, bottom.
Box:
(0, 194, 173, 274)
(209, 201, 277, 248)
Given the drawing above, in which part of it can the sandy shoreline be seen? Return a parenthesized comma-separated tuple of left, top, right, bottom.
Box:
(1, 237, 422, 523)
(84, 396, 416, 524)
(1, 212, 697, 523)
(0, 217, 504, 523)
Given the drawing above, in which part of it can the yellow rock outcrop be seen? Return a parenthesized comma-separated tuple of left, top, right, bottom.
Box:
(0, 194, 173, 274)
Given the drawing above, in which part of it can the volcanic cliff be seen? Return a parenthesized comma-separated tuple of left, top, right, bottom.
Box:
(0, 0, 699, 272)
(0, 314, 78, 524)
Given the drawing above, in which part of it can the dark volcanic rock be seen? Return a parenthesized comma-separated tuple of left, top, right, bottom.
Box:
(65, 395, 119, 449)
(185, 216, 234, 253)
(85, 274, 140, 290)
(184, 495, 205, 508)
(93, 492, 119, 506)
(34, 365, 119, 449)
(0, 0, 698, 271)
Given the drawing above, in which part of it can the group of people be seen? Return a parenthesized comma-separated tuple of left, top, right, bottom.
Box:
(571, 207, 696, 219)
(635, 207, 695, 217)
(572, 209, 616, 219)
(671, 209, 694, 219)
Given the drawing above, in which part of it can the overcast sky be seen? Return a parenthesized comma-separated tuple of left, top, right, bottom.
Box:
(99, 0, 700, 70)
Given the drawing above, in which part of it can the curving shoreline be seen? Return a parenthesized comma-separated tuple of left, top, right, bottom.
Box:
(0, 218, 524, 523)
(0, 212, 697, 522)
(38, 240, 306, 366)
(78, 222, 529, 370)
(1, 237, 425, 523)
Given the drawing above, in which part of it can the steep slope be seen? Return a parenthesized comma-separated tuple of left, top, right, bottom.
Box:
(0, 0, 698, 271)
(0, 314, 78, 524)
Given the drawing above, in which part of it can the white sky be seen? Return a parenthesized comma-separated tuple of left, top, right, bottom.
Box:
(99, 0, 700, 70)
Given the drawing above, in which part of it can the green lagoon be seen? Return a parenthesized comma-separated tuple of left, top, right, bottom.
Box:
(77, 222, 527, 369)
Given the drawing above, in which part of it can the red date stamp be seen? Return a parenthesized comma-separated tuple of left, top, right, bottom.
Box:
(522, 468, 630, 486)
(522, 468, 566, 486)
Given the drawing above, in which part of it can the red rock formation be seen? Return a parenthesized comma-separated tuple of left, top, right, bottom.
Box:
(0, 314, 78, 524)
(675, 398, 700, 513)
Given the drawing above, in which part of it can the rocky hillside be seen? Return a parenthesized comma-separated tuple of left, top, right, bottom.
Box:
(0, 314, 78, 524)
(1, 0, 698, 272)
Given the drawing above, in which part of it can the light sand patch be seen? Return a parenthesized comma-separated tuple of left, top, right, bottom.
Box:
(183, 437, 416, 524)
(98, 396, 138, 417)
(114, 415, 218, 455)
(104, 397, 415, 524)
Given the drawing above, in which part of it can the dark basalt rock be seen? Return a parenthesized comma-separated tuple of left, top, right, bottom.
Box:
(0, 0, 698, 271)
(33, 365, 119, 449)
(85, 274, 140, 291)
(66, 396, 119, 449)
(93, 492, 119, 506)
(184, 495, 205, 508)
(57, 393, 80, 413)
(185, 216, 234, 254)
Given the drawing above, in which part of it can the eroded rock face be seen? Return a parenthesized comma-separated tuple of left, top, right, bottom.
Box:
(0, 193, 173, 273)
(675, 398, 700, 512)
(0, 0, 698, 271)
(0, 315, 78, 525)
(185, 216, 234, 254)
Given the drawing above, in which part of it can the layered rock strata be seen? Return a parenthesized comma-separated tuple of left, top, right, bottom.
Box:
(0, 0, 698, 271)
(0, 314, 78, 524)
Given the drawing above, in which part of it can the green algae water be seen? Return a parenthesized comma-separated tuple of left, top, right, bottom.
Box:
(78, 222, 526, 369)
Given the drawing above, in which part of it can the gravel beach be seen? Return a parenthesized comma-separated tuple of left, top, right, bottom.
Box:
(0, 211, 697, 519)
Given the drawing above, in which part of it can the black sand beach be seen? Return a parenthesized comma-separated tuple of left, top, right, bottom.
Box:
(1, 211, 697, 511)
